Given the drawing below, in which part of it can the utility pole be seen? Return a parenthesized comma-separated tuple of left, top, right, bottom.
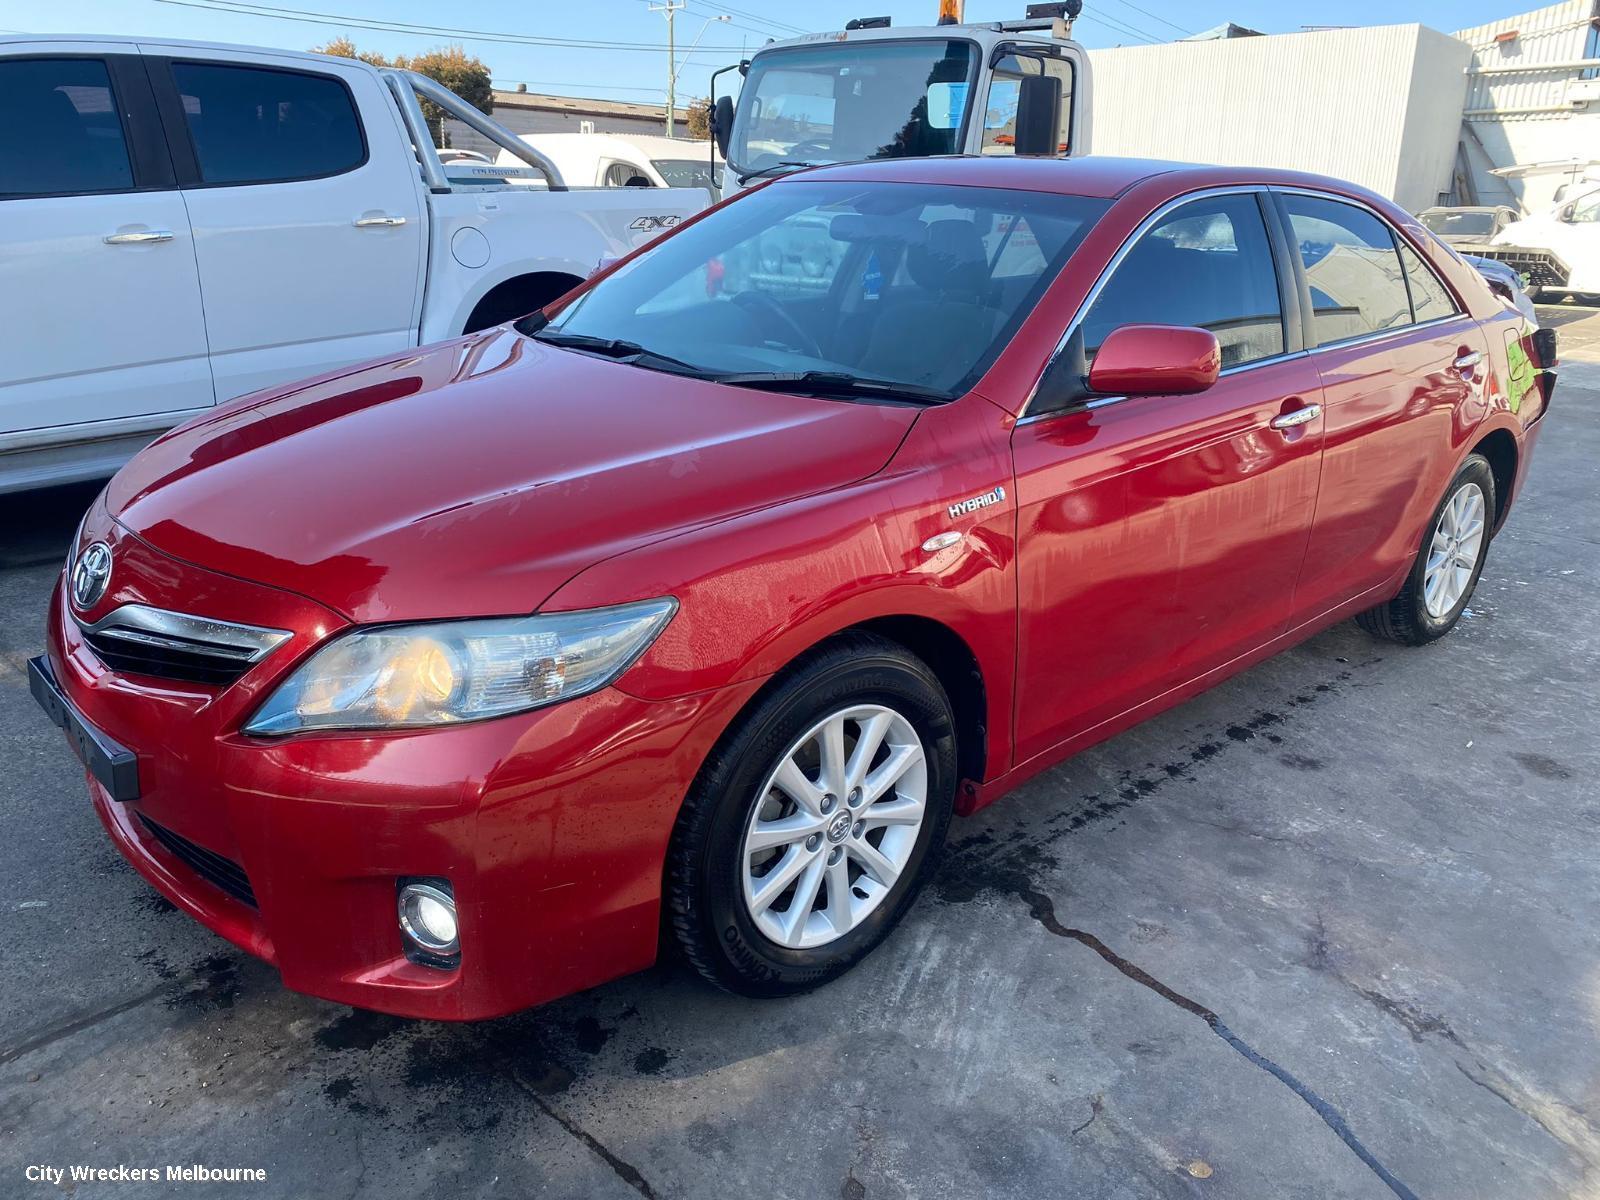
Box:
(649, 0, 686, 136)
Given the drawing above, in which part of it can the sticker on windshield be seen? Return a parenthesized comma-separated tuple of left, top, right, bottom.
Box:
(863, 251, 883, 300)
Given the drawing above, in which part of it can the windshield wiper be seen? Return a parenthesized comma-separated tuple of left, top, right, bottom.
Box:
(712, 370, 951, 405)
(735, 160, 815, 185)
(531, 328, 706, 376)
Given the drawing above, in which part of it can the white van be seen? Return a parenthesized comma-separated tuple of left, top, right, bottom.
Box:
(497, 133, 723, 196)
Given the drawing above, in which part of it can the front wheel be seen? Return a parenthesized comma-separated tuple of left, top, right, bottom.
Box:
(666, 632, 957, 997)
(1357, 454, 1496, 645)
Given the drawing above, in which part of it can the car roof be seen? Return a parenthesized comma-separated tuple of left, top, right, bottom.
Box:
(783, 155, 1389, 204)
(0, 32, 369, 70)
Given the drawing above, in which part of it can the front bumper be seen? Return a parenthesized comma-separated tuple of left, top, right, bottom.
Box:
(39, 521, 758, 1020)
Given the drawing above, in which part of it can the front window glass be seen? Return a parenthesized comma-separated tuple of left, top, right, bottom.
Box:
(1081, 194, 1284, 369)
(1283, 195, 1411, 345)
(0, 58, 134, 197)
(1570, 191, 1600, 223)
(981, 53, 1074, 156)
(1419, 210, 1494, 237)
(730, 41, 976, 177)
(545, 180, 1107, 397)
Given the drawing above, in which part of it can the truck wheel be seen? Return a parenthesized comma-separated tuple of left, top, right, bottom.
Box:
(462, 272, 583, 333)
(666, 632, 957, 997)
(1357, 454, 1496, 645)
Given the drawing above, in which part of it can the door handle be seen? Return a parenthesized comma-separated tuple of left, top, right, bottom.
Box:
(1454, 351, 1483, 372)
(103, 229, 174, 244)
(353, 215, 407, 227)
(1270, 404, 1322, 430)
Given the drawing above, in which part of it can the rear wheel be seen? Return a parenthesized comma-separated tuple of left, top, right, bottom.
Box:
(1357, 454, 1495, 645)
(666, 632, 957, 997)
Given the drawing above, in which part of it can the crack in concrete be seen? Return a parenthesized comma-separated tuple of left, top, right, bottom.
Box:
(1070, 1093, 1104, 1136)
(506, 1065, 658, 1199)
(1307, 915, 1600, 1171)
(1015, 884, 1422, 1200)
(0, 978, 180, 1066)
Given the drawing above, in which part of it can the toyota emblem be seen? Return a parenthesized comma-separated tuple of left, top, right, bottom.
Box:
(71, 541, 113, 610)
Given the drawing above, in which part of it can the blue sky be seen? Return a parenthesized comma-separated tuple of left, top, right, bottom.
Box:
(4, 0, 1528, 104)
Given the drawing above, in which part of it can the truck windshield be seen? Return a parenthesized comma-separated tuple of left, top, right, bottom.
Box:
(538, 179, 1108, 400)
(1421, 211, 1495, 236)
(730, 40, 977, 179)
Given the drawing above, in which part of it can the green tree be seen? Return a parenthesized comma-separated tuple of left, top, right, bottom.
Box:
(313, 40, 493, 146)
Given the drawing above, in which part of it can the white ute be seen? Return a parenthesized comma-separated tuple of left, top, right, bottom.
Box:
(0, 36, 709, 492)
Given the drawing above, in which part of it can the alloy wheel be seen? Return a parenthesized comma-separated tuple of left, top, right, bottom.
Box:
(1424, 480, 1487, 618)
(740, 704, 928, 950)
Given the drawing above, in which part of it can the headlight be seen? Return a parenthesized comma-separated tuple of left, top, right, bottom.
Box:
(243, 598, 676, 735)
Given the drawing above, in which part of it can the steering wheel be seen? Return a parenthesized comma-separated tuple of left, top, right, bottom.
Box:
(786, 138, 832, 160)
(734, 292, 823, 358)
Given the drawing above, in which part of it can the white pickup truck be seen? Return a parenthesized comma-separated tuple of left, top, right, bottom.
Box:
(0, 36, 709, 492)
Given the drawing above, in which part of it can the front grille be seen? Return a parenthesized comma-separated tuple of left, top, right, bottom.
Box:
(139, 816, 257, 909)
(79, 605, 290, 687)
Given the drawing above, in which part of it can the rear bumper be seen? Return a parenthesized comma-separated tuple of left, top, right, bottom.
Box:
(40, 526, 758, 1020)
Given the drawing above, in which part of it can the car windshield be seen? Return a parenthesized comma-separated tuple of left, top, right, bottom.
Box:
(1421, 211, 1495, 236)
(652, 157, 721, 190)
(730, 40, 977, 178)
(540, 179, 1108, 399)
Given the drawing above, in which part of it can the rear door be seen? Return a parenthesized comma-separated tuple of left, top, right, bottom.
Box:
(145, 49, 426, 401)
(0, 47, 213, 439)
(1011, 189, 1325, 761)
(1274, 190, 1490, 621)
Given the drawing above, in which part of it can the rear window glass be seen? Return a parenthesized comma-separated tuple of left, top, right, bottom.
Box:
(1283, 195, 1411, 345)
(0, 58, 133, 197)
(1398, 242, 1457, 323)
(172, 62, 364, 185)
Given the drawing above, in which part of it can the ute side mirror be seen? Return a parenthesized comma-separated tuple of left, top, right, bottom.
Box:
(713, 95, 735, 160)
(1032, 324, 1220, 415)
(1014, 73, 1062, 157)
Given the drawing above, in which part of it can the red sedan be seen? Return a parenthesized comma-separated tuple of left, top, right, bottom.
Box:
(31, 157, 1552, 1019)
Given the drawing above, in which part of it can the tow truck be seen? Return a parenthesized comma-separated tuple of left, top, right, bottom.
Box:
(709, 1, 1092, 197)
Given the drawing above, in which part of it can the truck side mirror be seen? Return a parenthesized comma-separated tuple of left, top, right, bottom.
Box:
(713, 95, 735, 160)
(1014, 74, 1062, 157)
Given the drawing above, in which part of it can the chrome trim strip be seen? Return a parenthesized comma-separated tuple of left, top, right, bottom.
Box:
(76, 604, 292, 663)
(1304, 312, 1464, 357)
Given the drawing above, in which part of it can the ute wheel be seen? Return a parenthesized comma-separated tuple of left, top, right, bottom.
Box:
(1357, 454, 1496, 646)
(666, 632, 957, 997)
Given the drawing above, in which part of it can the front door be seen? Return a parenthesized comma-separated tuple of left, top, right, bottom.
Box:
(146, 50, 426, 401)
(1012, 190, 1325, 762)
(0, 48, 213, 438)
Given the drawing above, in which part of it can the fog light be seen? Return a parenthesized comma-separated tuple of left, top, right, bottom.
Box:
(398, 879, 459, 967)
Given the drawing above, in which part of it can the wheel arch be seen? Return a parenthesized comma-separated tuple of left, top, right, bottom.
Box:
(460, 270, 587, 334)
(1468, 425, 1519, 532)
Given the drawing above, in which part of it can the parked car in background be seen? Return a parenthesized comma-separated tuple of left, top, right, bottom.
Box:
(496, 132, 723, 195)
(1480, 183, 1600, 301)
(31, 157, 1553, 1019)
(1418, 205, 1519, 246)
(1462, 253, 1538, 324)
(0, 36, 709, 493)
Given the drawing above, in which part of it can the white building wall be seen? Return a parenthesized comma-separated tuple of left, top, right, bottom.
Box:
(1454, 0, 1600, 211)
(1087, 24, 1471, 212)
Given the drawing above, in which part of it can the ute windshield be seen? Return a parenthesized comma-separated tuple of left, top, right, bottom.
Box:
(537, 179, 1108, 400)
(729, 40, 978, 180)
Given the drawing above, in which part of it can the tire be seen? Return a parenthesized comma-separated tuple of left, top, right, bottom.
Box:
(666, 631, 958, 997)
(1357, 453, 1496, 646)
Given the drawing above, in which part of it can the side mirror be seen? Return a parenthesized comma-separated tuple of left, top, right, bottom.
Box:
(712, 95, 735, 160)
(1014, 73, 1062, 157)
(1088, 324, 1221, 396)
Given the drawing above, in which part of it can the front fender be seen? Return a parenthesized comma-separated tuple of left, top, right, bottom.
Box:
(541, 398, 1020, 779)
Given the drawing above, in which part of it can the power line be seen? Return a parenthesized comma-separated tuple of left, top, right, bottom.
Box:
(148, 0, 748, 54)
(1100, 0, 1192, 36)
(1076, 10, 1163, 45)
(688, 0, 803, 36)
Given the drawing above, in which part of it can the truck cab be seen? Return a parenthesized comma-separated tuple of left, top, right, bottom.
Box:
(714, 7, 1092, 197)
